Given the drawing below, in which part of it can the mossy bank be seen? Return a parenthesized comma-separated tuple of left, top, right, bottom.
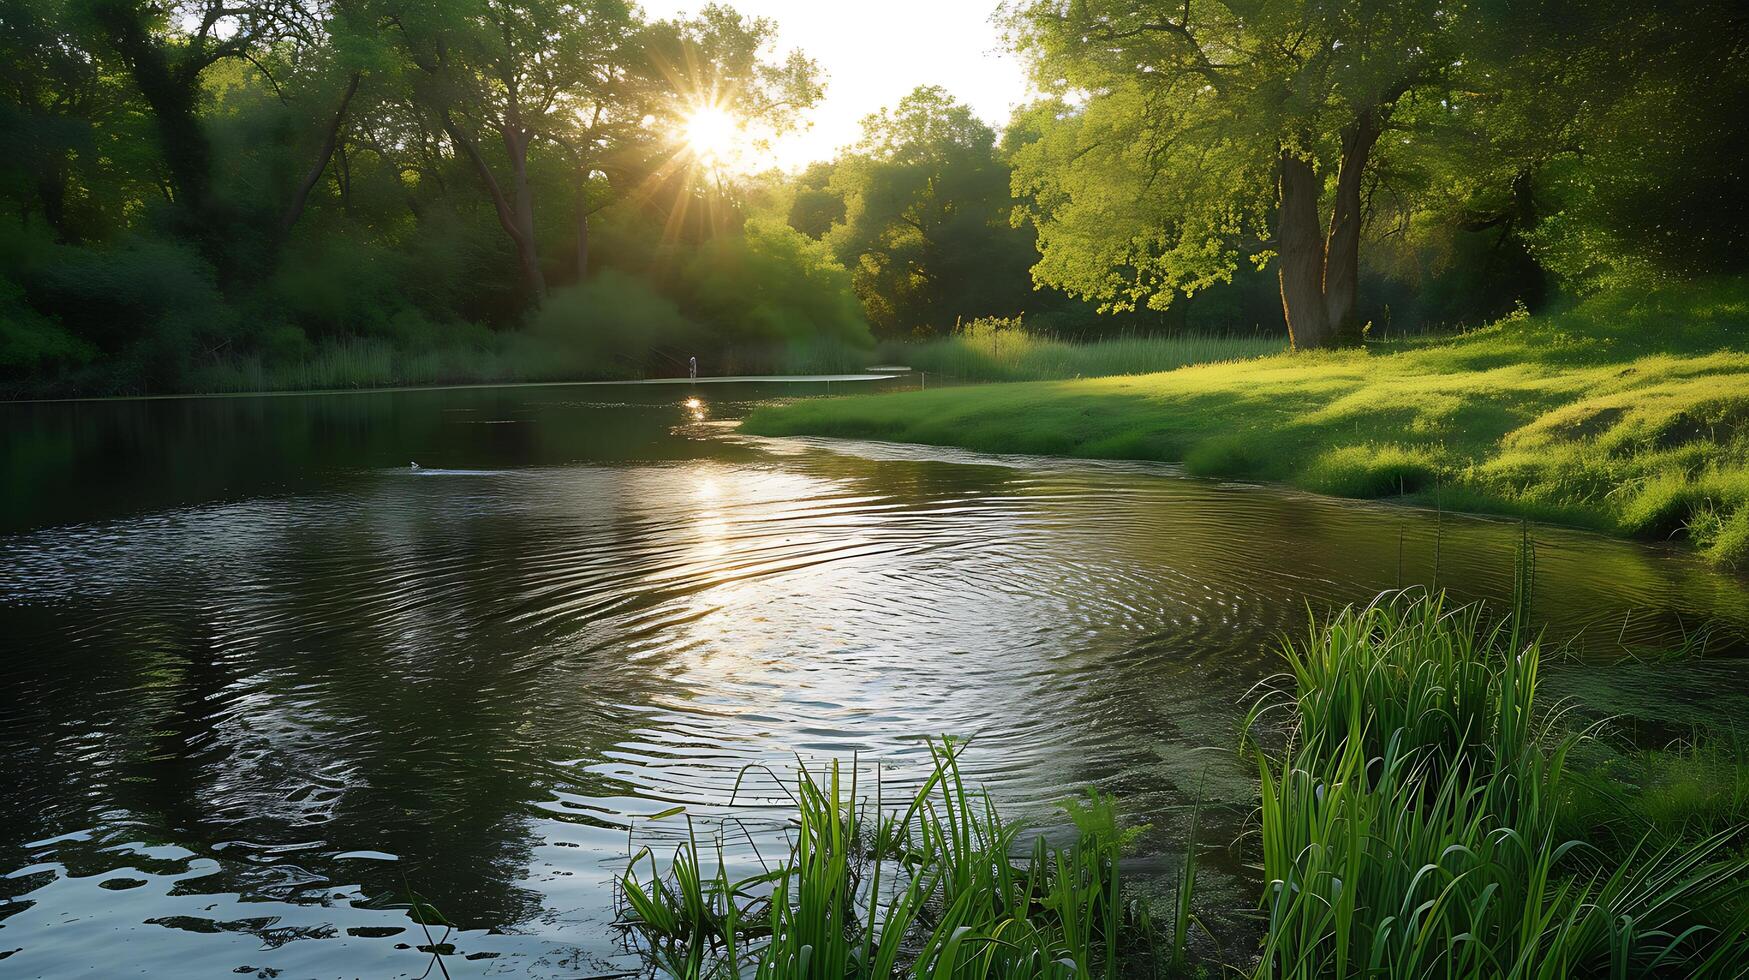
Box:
(747, 282, 1749, 565)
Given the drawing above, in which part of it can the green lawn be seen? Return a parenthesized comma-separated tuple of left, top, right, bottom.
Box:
(884, 320, 1285, 382)
(745, 281, 1749, 564)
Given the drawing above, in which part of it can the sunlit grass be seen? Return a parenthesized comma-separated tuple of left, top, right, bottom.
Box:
(746, 280, 1749, 563)
(884, 318, 1283, 382)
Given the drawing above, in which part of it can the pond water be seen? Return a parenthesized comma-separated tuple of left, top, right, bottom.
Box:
(4, 381, 1748, 978)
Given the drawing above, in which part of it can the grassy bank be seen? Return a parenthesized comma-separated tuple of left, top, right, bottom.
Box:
(884, 319, 1284, 382)
(747, 282, 1749, 564)
(610, 589, 1749, 977)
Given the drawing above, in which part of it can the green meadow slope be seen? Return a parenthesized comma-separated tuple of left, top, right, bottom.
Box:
(746, 282, 1749, 564)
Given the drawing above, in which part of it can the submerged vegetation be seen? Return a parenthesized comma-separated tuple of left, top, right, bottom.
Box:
(748, 281, 1749, 564)
(613, 585, 1749, 978)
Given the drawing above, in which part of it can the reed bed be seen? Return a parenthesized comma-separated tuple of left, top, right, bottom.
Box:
(187, 335, 882, 394)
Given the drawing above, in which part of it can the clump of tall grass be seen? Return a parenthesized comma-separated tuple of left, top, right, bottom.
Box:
(1248, 591, 1749, 978)
(887, 317, 1281, 382)
(1562, 734, 1749, 858)
(617, 737, 1189, 978)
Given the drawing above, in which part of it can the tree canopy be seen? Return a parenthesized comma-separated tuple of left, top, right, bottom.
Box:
(2, 0, 1746, 392)
(823, 86, 1036, 336)
(1004, 0, 1749, 348)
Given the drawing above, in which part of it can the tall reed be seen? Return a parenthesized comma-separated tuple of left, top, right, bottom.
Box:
(1250, 591, 1749, 979)
(617, 738, 1180, 978)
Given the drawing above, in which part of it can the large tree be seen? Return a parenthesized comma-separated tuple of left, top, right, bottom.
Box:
(389, 0, 817, 304)
(79, 0, 316, 251)
(0, 0, 138, 243)
(825, 86, 1036, 335)
(389, 0, 640, 301)
(1006, 0, 1455, 348)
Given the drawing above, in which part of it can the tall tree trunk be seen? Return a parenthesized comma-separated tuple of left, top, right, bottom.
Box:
(1323, 111, 1379, 345)
(90, 0, 214, 237)
(1276, 149, 1331, 350)
(281, 70, 362, 234)
(503, 126, 545, 300)
(442, 112, 546, 302)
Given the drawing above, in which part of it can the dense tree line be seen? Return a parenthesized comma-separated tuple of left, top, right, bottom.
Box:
(2, 0, 1746, 393)
(0, 0, 855, 391)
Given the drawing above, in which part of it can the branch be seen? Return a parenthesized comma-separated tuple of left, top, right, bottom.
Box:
(1087, 15, 1228, 94)
(240, 51, 287, 103)
(442, 109, 529, 249)
(281, 69, 362, 233)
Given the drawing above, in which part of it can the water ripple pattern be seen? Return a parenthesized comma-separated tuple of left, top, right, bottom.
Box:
(3, 383, 1747, 977)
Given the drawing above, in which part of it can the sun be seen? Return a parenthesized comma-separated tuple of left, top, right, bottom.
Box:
(681, 104, 741, 165)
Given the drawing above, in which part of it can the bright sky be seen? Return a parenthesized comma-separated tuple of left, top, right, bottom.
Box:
(642, 1, 1033, 170)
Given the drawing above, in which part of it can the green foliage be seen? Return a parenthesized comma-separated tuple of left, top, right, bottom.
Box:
(1500, 6, 1749, 292)
(1002, 0, 1749, 342)
(0, 279, 92, 375)
(4, 0, 1748, 388)
(1004, 0, 1448, 313)
(0, 0, 846, 395)
(266, 236, 424, 340)
(824, 86, 1039, 336)
(785, 161, 844, 239)
(1561, 736, 1749, 857)
(747, 279, 1749, 563)
(685, 216, 872, 348)
(530, 269, 700, 376)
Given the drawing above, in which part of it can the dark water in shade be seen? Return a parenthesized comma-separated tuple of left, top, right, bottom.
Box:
(3, 382, 1748, 978)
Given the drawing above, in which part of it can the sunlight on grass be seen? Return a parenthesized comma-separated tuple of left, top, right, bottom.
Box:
(747, 281, 1749, 564)
(886, 317, 1283, 382)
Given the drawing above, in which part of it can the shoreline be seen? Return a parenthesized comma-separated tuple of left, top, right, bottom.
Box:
(743, 287, 1749, 566)
(0, 373, 900, 406)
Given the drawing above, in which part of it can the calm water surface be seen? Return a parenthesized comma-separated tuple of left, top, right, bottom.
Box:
(4, 382, 1748, 978)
